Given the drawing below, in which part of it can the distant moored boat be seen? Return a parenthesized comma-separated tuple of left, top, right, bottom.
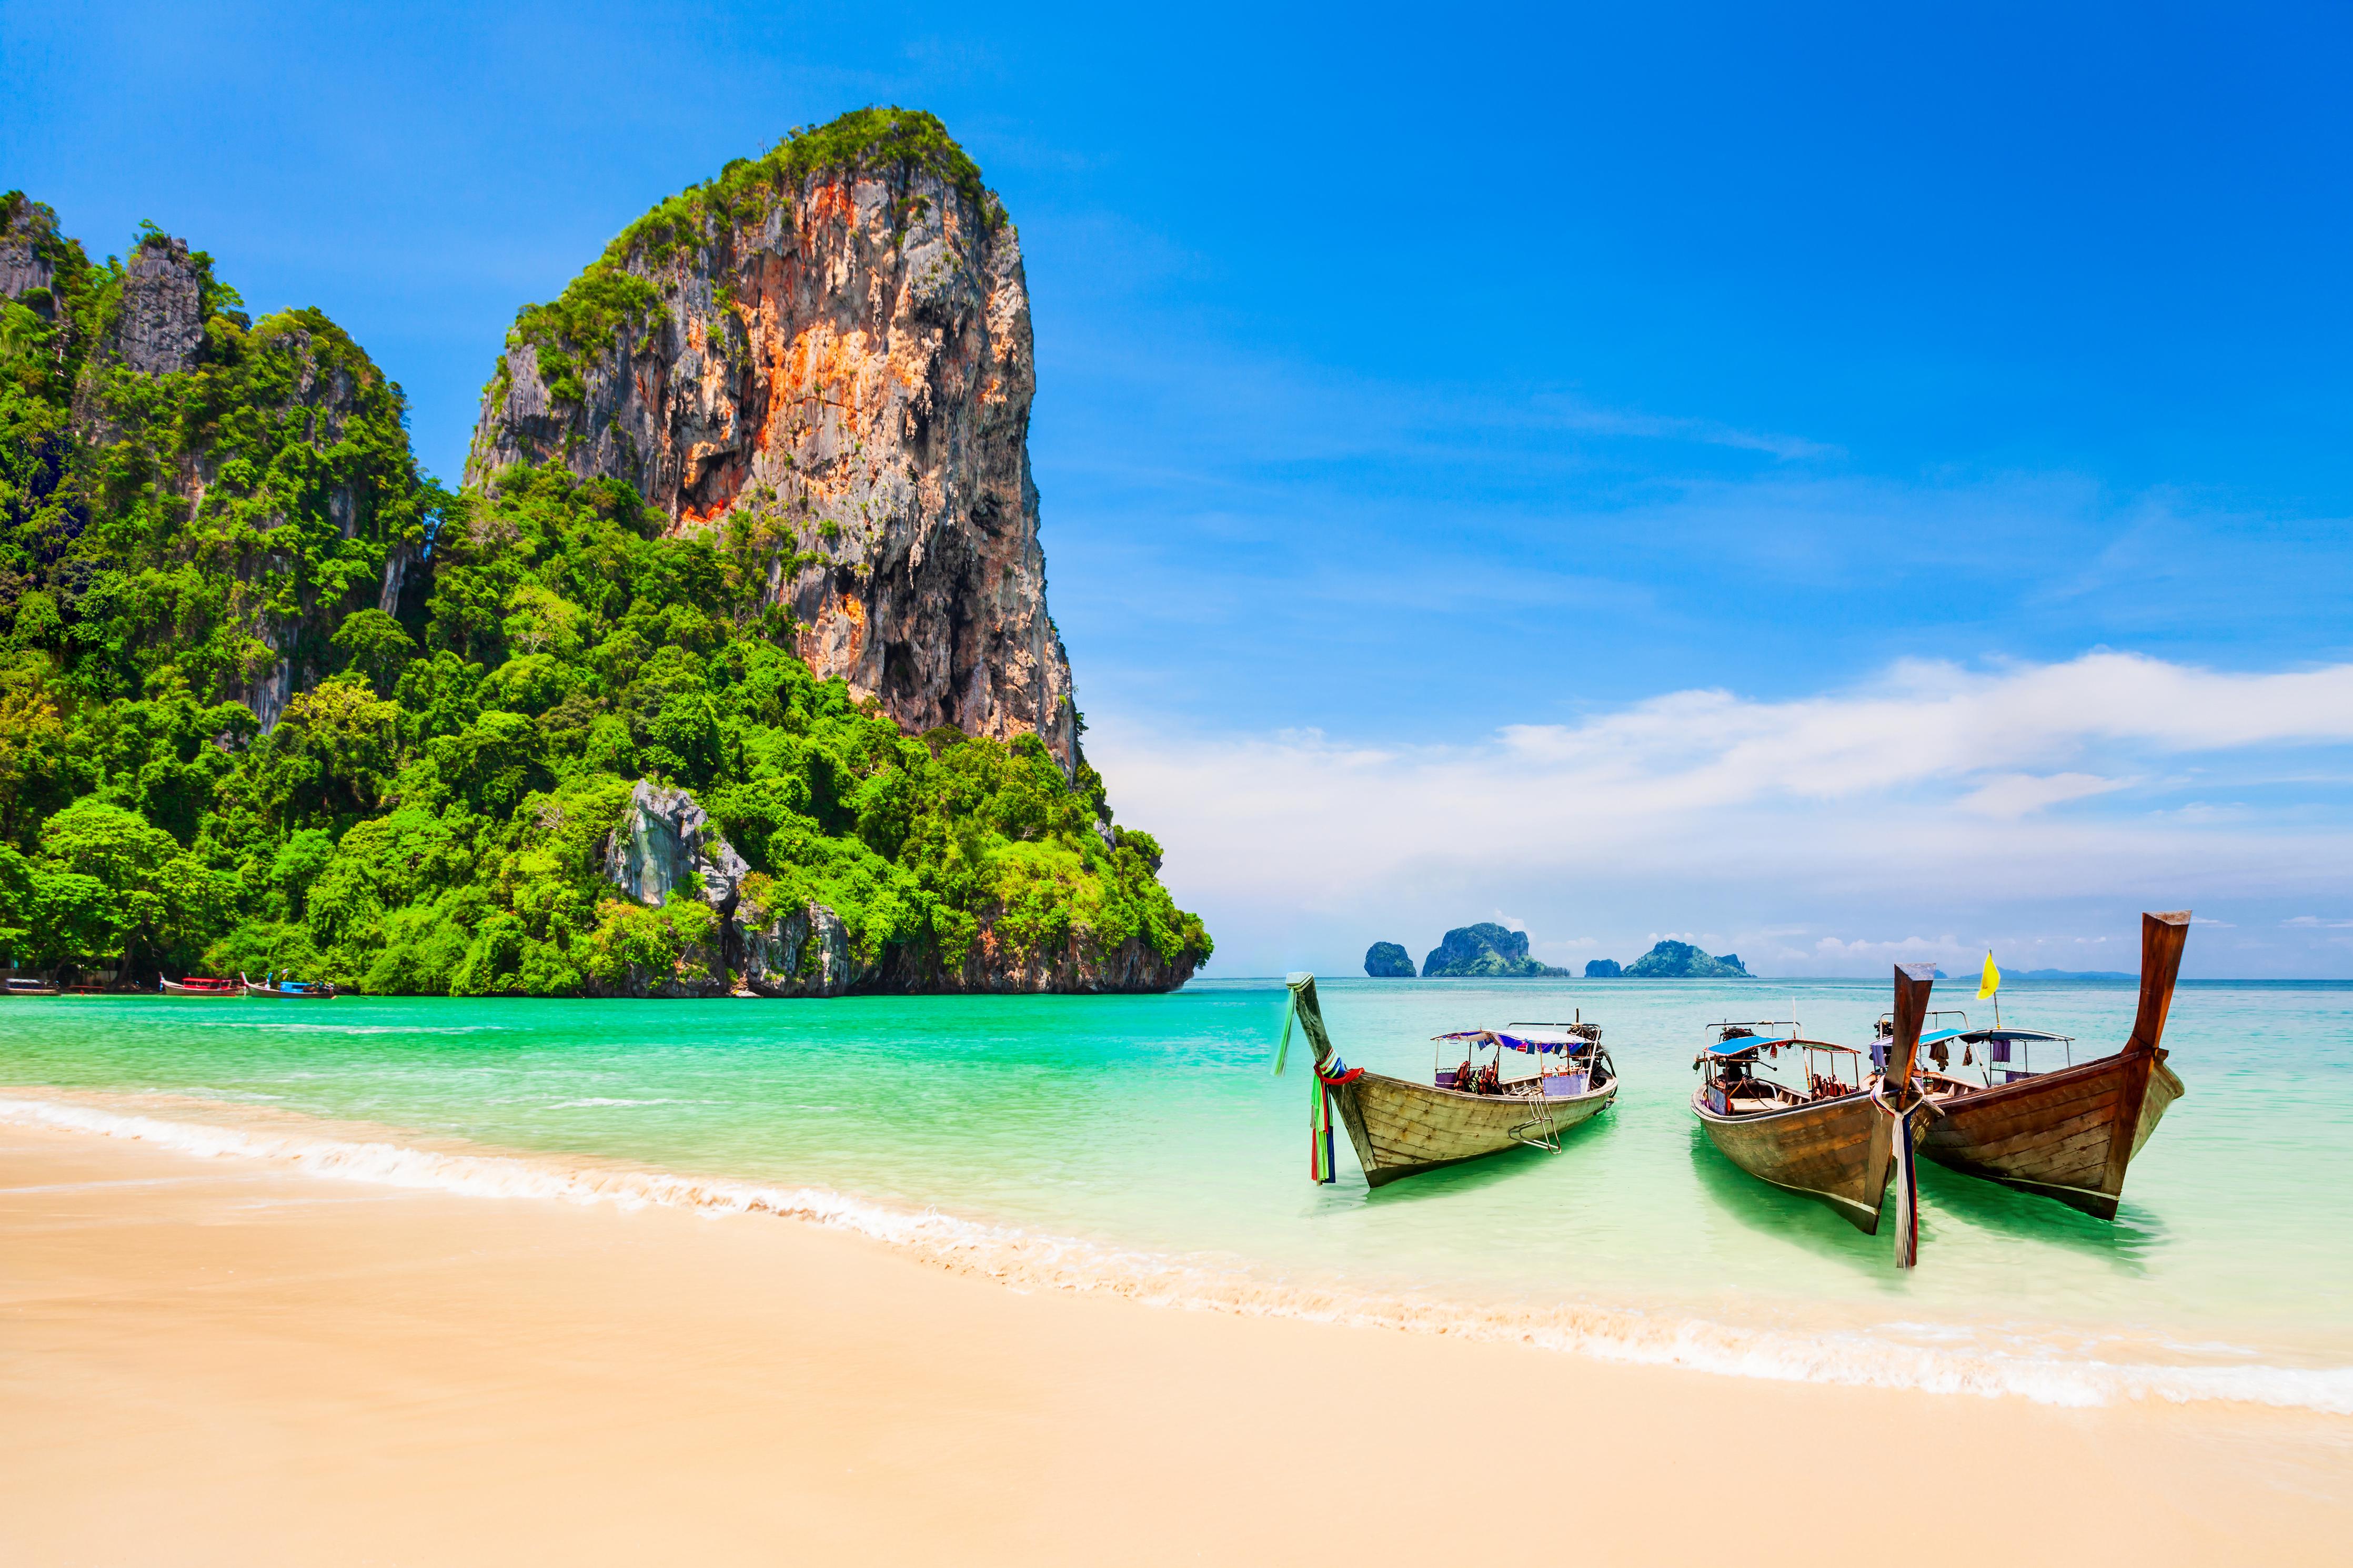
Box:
(240, 972, 338, 999)
(161, 976, 242, 996)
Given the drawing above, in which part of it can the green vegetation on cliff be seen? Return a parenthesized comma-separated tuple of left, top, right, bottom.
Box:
(0, 195, 1209, 992)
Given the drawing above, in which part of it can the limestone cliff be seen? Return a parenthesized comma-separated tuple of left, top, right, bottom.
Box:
(466, 109, 1077, 772)
(1363, 941, 1415, 978)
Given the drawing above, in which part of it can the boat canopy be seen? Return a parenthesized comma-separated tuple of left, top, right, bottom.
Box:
(1959, 1028, 2072, 1044)
(1706, 1034, 1793, 1056)
(1433, 1028, 1590, 1054)
(1918, 1028, 1967, 1048)
(1708, 1034, 1863, 1059)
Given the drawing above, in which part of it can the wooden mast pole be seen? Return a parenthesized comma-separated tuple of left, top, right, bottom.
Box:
(1885, 962, 1936, 1268)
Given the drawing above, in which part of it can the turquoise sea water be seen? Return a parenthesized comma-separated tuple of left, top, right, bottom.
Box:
(5, 976, 2348, 1408)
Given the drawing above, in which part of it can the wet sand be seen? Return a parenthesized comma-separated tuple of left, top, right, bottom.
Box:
(4, 1118, 2347, 1566)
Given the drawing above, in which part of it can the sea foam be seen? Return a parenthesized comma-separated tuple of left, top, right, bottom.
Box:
(6, 1091, 2348, 1417)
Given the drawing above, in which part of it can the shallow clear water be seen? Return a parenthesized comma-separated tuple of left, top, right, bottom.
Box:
(5, 976, 2348, 1407)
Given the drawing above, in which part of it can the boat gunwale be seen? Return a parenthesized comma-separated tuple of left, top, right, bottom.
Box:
(1357, 1065, 1621, 1113)
(1686, 1083, 1873, 1128)
(1919, 1042, 2167, 1113)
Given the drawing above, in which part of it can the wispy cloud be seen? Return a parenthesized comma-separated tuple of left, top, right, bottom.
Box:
(1530, 395, 1841, 461)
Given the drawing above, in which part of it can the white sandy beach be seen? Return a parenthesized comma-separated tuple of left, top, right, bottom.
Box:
(4, 1114, 2348, 1566)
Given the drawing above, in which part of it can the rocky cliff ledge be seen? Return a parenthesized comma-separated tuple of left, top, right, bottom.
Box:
(466, 109, 1076, 772)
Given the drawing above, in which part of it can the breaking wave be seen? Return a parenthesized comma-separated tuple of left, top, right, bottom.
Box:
(6, 1091, 2348, 1417)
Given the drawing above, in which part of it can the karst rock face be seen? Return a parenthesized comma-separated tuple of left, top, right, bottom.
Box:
(466, 114, 1078, 772)
(113, 235, 208, 375)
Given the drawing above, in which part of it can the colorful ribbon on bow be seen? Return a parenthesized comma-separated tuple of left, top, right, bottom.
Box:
(1274, 991, 1349, 1183)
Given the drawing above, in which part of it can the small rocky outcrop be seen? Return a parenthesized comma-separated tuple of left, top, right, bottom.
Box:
(598, 780, 745, 996)
(738, 900, 869, 998)
(467, 110, 1078, 773)
(1420, 924, 1571, 978)
(603, 779, 749, 911)
(1583, 959, 1622, 978)
(1363, 941, 1415, 978)
(1622, 940, 1750, 979)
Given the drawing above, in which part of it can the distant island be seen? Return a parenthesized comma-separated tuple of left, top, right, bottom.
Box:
(1421, 924, 1571, 978)
(2012, 968, 2134, 980)
(1363, 942, 1416, 978)
(1581, 940, 1751, 978)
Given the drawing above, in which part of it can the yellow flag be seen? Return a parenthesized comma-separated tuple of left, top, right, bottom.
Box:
(1977, 950, 2000, 1001)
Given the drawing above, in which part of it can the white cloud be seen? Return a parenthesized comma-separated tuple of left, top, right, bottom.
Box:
(1092, 652, 2353, 975)
(2282, 916, 2353, 929)
(1957, 772, 2127, 817)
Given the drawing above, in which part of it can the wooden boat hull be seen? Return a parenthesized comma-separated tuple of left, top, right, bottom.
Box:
(161, 980, 241, 997)
(1692, 1089, 1916, 1234)
(1329, 1071, 1616, 1188)
(1919, 1048, 2183, 1220)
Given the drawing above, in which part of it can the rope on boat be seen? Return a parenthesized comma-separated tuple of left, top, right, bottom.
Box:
(1870, 1079, 1926, 1269)
(1272, 988, 1341, 1182)
(1311, 1074, 1336, 1184)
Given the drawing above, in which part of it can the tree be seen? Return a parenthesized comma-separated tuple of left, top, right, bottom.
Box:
(331, 609, 417, 697)
(36, 797, 224, 970)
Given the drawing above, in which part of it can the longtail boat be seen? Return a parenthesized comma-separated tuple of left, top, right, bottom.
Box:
(240, 972, 337, 999)
(1277, 974, 1616, 1188)
(1692, 964, 1936, 1265)
(160, 976, 242, 996)
(1912, 911, 2189, 1220)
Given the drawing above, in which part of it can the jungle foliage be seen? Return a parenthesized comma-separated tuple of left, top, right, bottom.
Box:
(0, 195, 1207, 993)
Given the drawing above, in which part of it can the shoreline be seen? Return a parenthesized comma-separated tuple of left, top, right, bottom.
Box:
(5, 1099, 2352, 1564)
(6, 1086, 2350, 1417)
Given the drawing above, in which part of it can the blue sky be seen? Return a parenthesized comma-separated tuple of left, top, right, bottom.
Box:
(9, 1, 2353, 975)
